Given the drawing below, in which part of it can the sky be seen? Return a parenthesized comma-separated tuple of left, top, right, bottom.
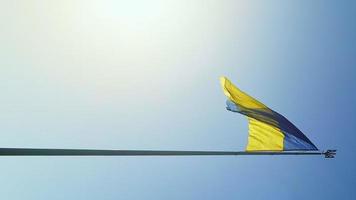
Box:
(0, 0, 355, 199)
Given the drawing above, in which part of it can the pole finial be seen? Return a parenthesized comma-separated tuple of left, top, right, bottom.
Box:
(324, 150, 337, 158)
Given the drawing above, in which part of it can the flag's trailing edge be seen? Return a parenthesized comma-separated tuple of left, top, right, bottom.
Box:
(220, 76, 318, 151)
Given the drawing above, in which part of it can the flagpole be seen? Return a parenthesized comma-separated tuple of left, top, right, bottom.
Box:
(0, 148, 336, 158)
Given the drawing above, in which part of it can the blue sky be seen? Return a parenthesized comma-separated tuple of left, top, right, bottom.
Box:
(0, 1, 355, 199)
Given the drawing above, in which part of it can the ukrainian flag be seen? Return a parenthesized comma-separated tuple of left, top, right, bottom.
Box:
(220, 77, 318, 151)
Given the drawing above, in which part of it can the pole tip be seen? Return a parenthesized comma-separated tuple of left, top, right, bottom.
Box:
(324, 150, 337, 158)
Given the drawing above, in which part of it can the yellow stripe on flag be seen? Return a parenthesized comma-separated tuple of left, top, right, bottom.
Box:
(220, 77, 266, 109)
(246, 118, 284, 151)
(220, 76, 284, 151)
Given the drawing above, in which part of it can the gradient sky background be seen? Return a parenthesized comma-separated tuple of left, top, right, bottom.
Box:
(1, 1, 355, 199)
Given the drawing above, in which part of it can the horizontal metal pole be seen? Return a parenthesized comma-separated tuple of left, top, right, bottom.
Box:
(0, 148, 328, 157)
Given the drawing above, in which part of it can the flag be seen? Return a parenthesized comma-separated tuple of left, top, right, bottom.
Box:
(220, 76, 318, 151)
